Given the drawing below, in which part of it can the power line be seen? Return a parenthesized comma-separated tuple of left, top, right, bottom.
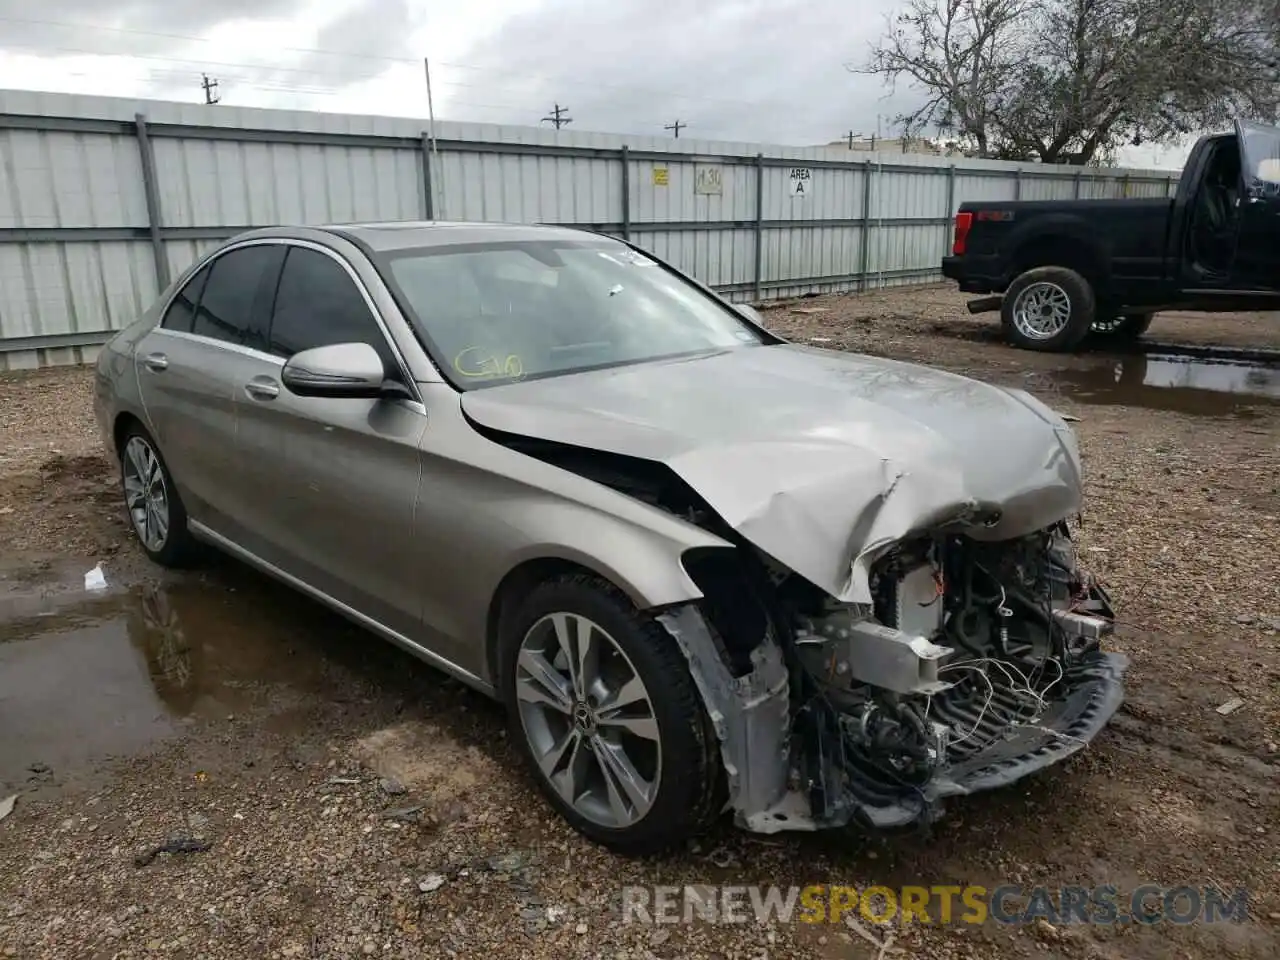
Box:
(0, 14, 810, 133)
(0, 61, 556, 118)
(541, 103, 572, 129)
(435, 59, 792, 111)
(0, 14, 807, 112)
(0, 13, 414, 65)
(664, 119, 686, 138)
(200, 73, 219, 104)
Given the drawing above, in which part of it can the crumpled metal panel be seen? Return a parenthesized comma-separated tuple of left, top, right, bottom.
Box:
(655, 605, 792, 827)
(460, 344, 1084, 605)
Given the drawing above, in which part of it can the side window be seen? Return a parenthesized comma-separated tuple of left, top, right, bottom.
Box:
(160, 263, 211, 333)
(191, 245, 281, 351)
(268, 247, 395, 374)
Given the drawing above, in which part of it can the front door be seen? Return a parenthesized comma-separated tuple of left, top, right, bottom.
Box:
(231, 243, 430, 644)
(1232, 120, 1280, 290)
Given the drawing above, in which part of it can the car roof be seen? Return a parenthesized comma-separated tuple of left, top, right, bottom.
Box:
(259, 220, 612, 253)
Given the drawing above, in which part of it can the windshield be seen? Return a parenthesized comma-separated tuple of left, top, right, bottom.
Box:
(381, 240, 765, 388)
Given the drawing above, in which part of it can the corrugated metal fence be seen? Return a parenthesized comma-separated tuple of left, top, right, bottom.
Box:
(0, 89, 1181, 370)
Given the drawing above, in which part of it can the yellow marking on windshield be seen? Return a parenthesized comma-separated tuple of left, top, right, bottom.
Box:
(453, 346, 524, 379)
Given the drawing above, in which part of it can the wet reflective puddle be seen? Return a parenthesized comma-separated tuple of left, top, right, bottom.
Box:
(0, 571, 386, 794)
(1028, 353, 1280, 416)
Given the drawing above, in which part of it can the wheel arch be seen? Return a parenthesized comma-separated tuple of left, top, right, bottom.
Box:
(1008, 228, 1110, 294)
(112, 410, 147, 455)
(483, 549, 703, 687)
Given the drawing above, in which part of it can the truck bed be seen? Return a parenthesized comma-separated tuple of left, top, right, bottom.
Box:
(944, 197, 1175, 297)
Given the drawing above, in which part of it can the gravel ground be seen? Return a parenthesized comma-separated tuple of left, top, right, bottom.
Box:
(0, 286, 1277, 960)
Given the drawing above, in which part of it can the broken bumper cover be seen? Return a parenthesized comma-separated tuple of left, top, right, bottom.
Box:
(658, 600, 1128, 834)
(844, 650, 1128, 829)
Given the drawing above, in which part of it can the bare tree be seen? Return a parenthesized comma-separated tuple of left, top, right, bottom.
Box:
(858, 0, 1031, 157)
(859, 0, 1280, 165)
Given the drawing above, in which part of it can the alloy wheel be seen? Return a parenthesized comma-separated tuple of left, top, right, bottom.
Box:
(1012, 281, 1073, 340)
(1091, 315, 1125, 333)
(514, 612, 661, 829)
(122, 435, 170, 553)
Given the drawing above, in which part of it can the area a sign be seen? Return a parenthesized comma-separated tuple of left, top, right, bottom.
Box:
(789, 167, 812, 198)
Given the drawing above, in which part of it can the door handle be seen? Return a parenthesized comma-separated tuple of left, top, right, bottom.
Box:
(142, 352, 168, 372)
(244, 379, 280, 401)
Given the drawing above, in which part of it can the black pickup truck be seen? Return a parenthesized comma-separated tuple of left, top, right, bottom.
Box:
(941, 120, 1280, 352)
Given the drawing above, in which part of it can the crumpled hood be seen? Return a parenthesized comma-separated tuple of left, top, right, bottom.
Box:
(461, 344, 1083, 603)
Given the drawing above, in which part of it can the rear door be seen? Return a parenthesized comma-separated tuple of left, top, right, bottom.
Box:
(134, 244, 280, 534)
(231, 242, 430, 642)
(1232, 120, 1280, 290)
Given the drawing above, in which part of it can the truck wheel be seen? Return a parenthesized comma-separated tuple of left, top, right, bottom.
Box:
(1001, 267, 1096, 352)
(1091, 313, 1153, 341)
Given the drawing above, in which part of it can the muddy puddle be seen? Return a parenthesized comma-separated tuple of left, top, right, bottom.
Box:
(0, 568, 383, 796)
(1028, 353, 1280, 416)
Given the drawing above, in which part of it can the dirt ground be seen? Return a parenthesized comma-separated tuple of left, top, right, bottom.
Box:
(0, 285, 1277, 960)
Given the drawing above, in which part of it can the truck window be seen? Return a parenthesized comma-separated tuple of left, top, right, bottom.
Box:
(1189, 140, 1241, 275)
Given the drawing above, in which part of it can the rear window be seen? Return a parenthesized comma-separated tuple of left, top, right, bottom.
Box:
(191, 245, 281, 351)
(161, 264, 211, 333)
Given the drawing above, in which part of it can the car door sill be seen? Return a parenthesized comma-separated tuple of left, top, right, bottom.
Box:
(188, 520, 495, 697)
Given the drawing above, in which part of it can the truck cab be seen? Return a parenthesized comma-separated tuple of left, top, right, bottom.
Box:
(942, 120, 1280, 352)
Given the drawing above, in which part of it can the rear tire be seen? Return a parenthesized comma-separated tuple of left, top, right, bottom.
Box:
(1091, 312, 1153, 341)
(498, 574, 724, 855)
(118, 424, 200, 568)
(1000, 266, 1096, 352)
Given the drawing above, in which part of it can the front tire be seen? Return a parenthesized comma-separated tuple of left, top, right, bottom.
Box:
(498, 574, 723, 855)
(1000, 266, 1096, 352)
(119, 424, 199, 567)
(1091, 312, 1153, 341)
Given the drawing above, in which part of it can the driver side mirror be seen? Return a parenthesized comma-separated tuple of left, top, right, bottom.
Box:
(282, 342, 393, 399)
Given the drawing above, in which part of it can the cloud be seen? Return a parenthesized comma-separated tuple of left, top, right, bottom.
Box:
(0, 0, 427, 103)
(0, 0, 311, 57)
(440, 0, 914, 144)
(0, 0, 1193, 165)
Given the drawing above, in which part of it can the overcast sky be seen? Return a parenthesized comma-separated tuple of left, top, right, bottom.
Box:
(0, 0, 1189, 168)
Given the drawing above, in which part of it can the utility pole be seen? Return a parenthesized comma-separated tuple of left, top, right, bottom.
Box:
(541, 103, 572, 129)
(424, 58, 442, 219)
(664, 119, 686, 138)
(845, 129, 863, 149)
(200, 73, 220, 105)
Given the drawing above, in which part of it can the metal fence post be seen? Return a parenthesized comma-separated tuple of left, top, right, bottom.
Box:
(620, 146, 631, 241)
(945, 164, 957, 218)
(858, 160, 874, 291)
(1073, 170, 1082, 199)
(1167, 177, 1175, 197)
(753, 153, 764, 300)
(1120, 174, 1130, 198)
(134, 113, 169, 290)
(420, 133, 435, 220)
(1013, 168, 1022, 201)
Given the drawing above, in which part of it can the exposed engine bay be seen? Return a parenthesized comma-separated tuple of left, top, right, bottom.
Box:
(667, 520, 1125, 832)
(478, 425, 1127, 833)
(790, 525, 1121, 828)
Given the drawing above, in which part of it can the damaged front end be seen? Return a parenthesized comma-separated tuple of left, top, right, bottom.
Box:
(460, 354, 1127, 834)
(661, 522, 1126, 833)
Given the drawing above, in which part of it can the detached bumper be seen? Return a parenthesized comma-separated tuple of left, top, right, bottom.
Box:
(843, 650, 1128, 829)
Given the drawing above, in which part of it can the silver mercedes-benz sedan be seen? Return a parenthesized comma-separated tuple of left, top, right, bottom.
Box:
(94, 221, 1126, 853)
